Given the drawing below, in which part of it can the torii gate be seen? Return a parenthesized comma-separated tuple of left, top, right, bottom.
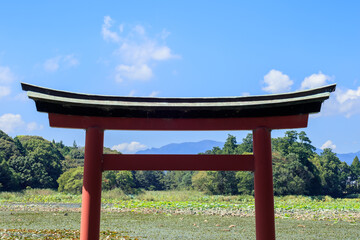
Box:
(22, 82, 335, 240)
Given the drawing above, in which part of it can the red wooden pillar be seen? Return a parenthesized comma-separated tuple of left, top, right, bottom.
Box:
(80, 127, 104, 240)
(253, 127, 275, 240)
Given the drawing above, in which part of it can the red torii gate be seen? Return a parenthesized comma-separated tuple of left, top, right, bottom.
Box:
(22, 83, 335, 240)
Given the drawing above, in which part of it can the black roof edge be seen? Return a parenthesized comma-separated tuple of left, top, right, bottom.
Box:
(21, 82, 336, 103)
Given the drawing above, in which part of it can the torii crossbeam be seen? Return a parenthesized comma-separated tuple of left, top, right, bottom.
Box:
(22, 82, 335, 240)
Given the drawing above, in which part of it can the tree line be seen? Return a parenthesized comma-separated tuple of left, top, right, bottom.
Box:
(1, 129, 360, 197)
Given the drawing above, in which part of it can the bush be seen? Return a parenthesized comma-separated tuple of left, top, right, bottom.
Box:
(58, 168, 137, 194)
(102, 171, 135, 194)
(192, 171, 210, 193)
(57, 167, 83, 194)
(236, 172, 254, 195)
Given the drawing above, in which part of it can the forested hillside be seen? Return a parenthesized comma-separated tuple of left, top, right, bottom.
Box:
(1, 129, 360, 197)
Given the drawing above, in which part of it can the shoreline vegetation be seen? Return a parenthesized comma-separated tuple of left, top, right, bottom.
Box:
(1, 189, 360, 239)
(1, 189, 360, 222)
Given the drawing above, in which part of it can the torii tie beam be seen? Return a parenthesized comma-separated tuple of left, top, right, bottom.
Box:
(22, 82, 335, 240)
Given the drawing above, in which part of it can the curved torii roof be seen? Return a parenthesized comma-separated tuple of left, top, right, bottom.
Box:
(21, 83, 335, 119)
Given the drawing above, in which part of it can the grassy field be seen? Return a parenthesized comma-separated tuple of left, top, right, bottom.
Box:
(1, 189, 360, 239)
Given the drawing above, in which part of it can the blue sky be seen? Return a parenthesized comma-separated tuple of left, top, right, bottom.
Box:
(0, 1, 360, 154)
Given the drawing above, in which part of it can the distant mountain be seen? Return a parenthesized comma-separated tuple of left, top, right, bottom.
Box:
(137, 140, 359, 166)
(136, 140, 224, 154)
(316, 148, 359, 166)
(336, 152, 360, 166)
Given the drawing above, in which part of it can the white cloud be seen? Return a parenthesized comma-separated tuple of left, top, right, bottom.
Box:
(128, 90, 136, 96)
(63, 54, 79, 67)
(160, 29, 171, 40)
(262, 69, 293, 93)
(133, 25, 145, 35)
(119, 24, 124, 33)
(152, 46, 175, 61)
(301, 72, 331, 90)
(14, 92, 29, 101)
(102, 16, 120, 42)
(149, 91, 160, 97)
(321, 140, 336, 150)
(336, 87, 360, 104)
(0, 66, 16, 98)
(0, 113, 25, 133)
(0, 113, 43, 133)
(115, 64, 153, 82)
(0, 66, 16, 83)
(44, 56, 61, 72)
(331, 87, 360, 118)
(102, 16, 180, 82)
(26, 122, 43, 131)
(0, 86, 11, 98)
(318, 86, 360, 118)
(43, 55, 79, 72)
(116, 40, 179, 65)
(111, 141, 148, 154)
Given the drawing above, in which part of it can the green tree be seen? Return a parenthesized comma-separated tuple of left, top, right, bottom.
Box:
(222, 134, 238, 154)
(0, 130, 23, 161)
(133, 171, 165, 190)
(69, 148, 84, 159)
(236, 171, 253, 195)
(14, 136, 64, 189)
(0, 159, 20, 191)
(206, 171, 238, 195)
(57, 167, 84, 194)
(192, 171, 211, 193)
(272, 131, 321, 195)
(236, 133, 253, 154)
(102, 171, 135, 194)
(53, 140, 72, 156)
(273, 153, 315, 195)
(9, 156, 54, 188)
(203, 146, 222, 155)
(163, 171, 193, 190)
(349, 156, 360, 192)
(199, 135, 240, 195)
(351, 156, 360, 178)
(272, 131, 298, 156)
(312, 148, 345, 197)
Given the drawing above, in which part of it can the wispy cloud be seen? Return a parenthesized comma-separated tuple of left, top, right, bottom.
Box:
(63, 54, 79, 67)
(102, 16, 120, 42)
(44, 56, 61, 72)
(128, 90, 136, 96)
(149, 91, 160, 97)
(0, 65, 16, 98)
(0, 66, 16, 84)
(127, 90, 160, 97)
(0, 113, 43, 133)
(0, 86, 11, 98)
(13, 92, 29, 101)
(26, 122, 44, 132)
(262, 69, 293, 93)
(101, 16, 180, 83)
(111, 141, 148, 154)
(115, 64, 152, 82)
(43, 54, 79, 72)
